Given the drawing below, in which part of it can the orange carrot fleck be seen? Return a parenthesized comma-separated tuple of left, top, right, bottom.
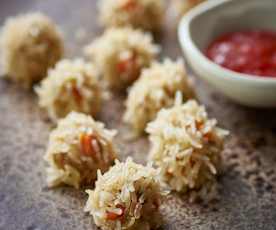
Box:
(80, 133, 98, 157)
(72, 86, 82, 105)
(204, 132, 213, 141)
(116, 54, 137, 74)
(121, 0, 138, 11)
(106, 211, 120, 221)
(195, 120, 204, 130)
(106, 204, 125, 221)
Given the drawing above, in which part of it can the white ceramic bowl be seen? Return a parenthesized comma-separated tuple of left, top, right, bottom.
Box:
(178, 0, 276, 107)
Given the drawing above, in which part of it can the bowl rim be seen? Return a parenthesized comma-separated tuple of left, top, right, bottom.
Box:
(178, 0, 276, 85)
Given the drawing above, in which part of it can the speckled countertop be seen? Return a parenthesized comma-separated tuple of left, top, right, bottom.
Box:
(0, 1, 276, 230)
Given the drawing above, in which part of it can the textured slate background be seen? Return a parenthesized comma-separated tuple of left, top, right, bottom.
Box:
(0, 0, 276, 229)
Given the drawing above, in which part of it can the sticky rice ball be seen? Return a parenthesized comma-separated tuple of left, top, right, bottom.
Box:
(123, 59, 195, 135)
(44, 112, 117, 188)
(0, 12, 63, 88)
(84, 27, 159, 90)
(85, 158, 164, 230)
(98, 0, 165, 31)
(36, 58, 102, 122)
(146, 95, 229, 202)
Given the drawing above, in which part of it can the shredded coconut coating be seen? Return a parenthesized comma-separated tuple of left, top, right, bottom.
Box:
(98, 0, 165, 31)
(36, 59, 102, 122)
(85, 158, 165, 230)
(0, 12, 63, 88)
(146, 96, 229, 202)
(84, 27, 159, 90)
(44, 112, 117, 188)
(123, 59, 195, 135)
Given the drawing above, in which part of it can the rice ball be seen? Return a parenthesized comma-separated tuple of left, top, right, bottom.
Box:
(0, 12, 63, 88)
(85, 158, 164, 230)
(146, 95, 229, 202)
(84, 27, 159, 90)
(123, 58, 195, 135)
(98, 0, 165, 31)
(36, 58, 102, 122)
(44, 112, 117, 188)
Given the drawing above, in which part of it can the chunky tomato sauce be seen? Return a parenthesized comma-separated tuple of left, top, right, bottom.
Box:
(206, 30, 276, 77)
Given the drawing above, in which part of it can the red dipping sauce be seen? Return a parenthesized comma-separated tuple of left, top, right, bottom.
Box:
(206, 30, 276, 78)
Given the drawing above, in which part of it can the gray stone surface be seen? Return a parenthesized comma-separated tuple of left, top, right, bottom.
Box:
(0, 0, 276, 229)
